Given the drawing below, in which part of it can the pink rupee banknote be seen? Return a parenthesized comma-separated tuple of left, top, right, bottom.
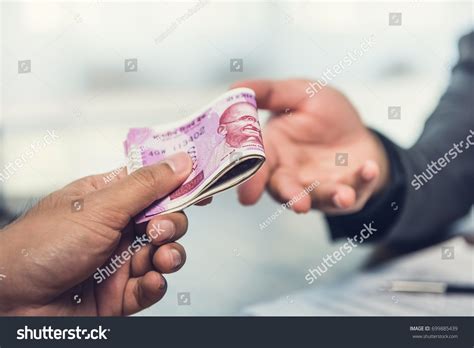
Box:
(124, 88, 266, 223)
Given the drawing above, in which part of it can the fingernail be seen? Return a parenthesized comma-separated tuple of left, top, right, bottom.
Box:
(150, 220, 175, 243)
(362, 163, 376, 181)
(164, 152, 190, 175)
(333, 194, 343, 209)
(159, 277, 167, 290)
(170, 248, 182, 269)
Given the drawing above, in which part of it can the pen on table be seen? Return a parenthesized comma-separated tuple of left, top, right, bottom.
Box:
(390, 280, 474, 294)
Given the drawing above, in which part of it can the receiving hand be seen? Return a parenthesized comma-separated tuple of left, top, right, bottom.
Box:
(233, 79, 390, 214)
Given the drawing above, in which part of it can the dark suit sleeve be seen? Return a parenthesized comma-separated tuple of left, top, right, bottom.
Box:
(326, 32, 474, 251)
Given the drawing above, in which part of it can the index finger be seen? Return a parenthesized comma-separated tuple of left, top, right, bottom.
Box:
(231, 79, 310, 113)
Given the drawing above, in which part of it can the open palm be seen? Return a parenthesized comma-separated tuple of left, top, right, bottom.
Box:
(233, 79, 389, 214)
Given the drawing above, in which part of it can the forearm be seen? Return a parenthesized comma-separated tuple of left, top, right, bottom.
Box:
(326, 33, 474, 250)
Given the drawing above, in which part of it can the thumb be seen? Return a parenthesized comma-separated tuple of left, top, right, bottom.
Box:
(95, 152, 193, 218)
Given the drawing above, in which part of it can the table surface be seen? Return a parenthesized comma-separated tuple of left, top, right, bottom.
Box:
(243, 237, 474, 316)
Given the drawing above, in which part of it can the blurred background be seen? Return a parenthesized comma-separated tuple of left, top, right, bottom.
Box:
(1, 0, 472, 315)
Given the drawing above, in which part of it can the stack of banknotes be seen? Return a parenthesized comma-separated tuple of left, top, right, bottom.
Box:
(124, 88, 266, 223)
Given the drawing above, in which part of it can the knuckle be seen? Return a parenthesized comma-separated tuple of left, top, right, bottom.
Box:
(176, 212, 188, 233)
(130, 169, 156, 190)
(131, 164, 172, 190)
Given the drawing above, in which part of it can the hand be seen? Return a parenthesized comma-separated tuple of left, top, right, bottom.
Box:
(233, 79, 390, 215)
(0, 152, 196, 316)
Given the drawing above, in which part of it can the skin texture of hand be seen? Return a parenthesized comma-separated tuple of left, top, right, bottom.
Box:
(0, 152, 201, 316)
(232, 79, 390, 215)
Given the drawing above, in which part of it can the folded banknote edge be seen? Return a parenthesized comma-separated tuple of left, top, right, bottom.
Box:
(135, 153, 265, 223)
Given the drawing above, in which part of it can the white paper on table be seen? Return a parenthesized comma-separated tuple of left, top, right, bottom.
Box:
(242, 237, 474, 316)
